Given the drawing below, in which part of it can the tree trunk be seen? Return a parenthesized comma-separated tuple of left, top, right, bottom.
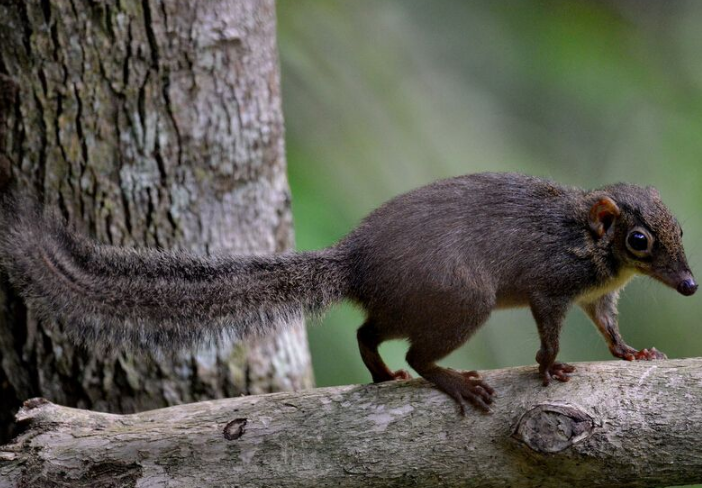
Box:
(0, 0, 313, 444)
(2, 358, 701, 488)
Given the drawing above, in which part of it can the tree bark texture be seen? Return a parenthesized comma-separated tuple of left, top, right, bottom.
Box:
(1, 358, 701, 488)
(0, 0, 313, 444)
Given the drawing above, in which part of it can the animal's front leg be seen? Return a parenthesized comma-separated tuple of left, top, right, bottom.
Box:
(581, 292, 667, 361)
(530, 296, 575, 386)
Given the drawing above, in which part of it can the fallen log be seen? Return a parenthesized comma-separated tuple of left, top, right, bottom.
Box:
(1, 358, 701, 488)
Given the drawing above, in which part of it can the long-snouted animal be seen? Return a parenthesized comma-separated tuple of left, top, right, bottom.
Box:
(0, 162, 696, 414)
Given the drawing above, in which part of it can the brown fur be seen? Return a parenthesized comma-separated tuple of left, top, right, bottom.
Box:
(0, 172, 695, 414)
(0, 78, 696, 413)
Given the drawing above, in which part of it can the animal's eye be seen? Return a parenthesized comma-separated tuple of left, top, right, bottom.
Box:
(627, 231, 649, 254)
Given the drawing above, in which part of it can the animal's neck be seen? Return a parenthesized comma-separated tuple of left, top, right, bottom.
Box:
(577, 267, 638, 304)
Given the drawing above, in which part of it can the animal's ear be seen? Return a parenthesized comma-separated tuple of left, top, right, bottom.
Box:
(589, 197, 620, 238)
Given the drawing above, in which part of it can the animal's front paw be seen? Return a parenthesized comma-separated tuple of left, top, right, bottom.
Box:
(540, 362, 575, 386)
(632, 347, 667, 360)
(611, 344, 667, 361)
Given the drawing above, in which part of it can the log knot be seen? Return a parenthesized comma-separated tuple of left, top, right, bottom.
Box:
(223, 418, 248, 440)
(512, 403, 594, 453)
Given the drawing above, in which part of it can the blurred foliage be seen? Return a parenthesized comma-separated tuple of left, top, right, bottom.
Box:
(276, 0, 702, 417)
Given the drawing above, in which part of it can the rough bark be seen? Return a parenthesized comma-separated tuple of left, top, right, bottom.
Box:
(0, 0, 313, 444)
(1, 359, 701, 488)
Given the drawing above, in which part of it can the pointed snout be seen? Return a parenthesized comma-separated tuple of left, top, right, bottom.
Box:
(648, 265, 697, 297)
(677, 278, 698, 296)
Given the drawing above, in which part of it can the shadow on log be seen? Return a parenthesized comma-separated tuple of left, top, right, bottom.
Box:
(1, 358, 701, 488)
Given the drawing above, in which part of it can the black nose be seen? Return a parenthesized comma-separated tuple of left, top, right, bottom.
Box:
(678, 279, 698, 296)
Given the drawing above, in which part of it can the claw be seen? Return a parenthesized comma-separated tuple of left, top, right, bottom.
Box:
(461, 371, 481, 379)
(633, 347, 667, 361)
(391, 369, 412, 380)
(541, 362, 575, 386)
(472, 385, 494, 404)
(423, 369, 496, 415)
(450, 371, 495, 415)
(458, 390, 492, 415)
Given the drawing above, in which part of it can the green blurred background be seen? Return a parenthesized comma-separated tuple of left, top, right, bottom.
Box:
(276, 0, 701, 411)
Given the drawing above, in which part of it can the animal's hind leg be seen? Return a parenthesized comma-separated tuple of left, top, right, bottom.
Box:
(357, 320, 411, 383)
(407, 343, 495, 414)
(405, 301, 495, 414)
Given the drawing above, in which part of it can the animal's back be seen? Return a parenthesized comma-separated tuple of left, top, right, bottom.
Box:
(342, 173, 590, 313)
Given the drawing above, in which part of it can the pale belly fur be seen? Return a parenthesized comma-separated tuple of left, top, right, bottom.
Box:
(576, 268, 638, 304)
(493, 268, 639, 309)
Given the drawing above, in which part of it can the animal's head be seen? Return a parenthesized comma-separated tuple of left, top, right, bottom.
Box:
(588, 184, 696, 296)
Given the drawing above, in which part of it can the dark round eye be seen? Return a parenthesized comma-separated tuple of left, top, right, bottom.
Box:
(627, 231, 649, 252)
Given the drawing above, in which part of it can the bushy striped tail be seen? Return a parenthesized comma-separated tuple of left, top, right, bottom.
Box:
(0, 191, 351, 351)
